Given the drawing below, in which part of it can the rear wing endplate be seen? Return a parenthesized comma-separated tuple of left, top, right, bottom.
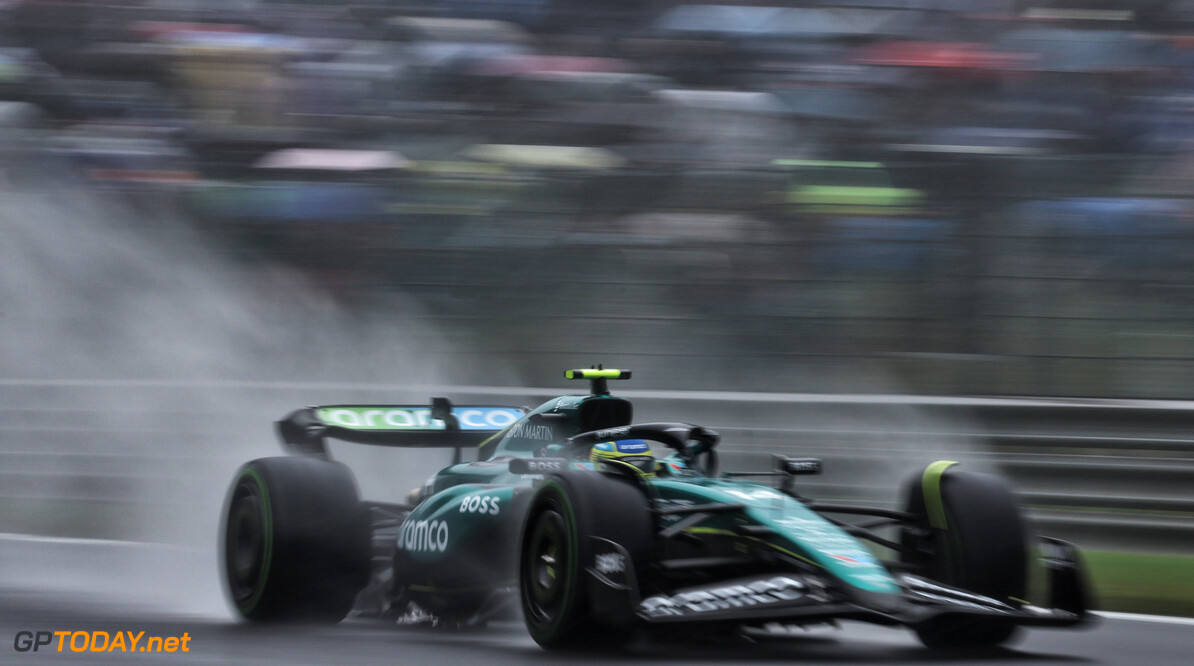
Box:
(276, 398, 525, 459)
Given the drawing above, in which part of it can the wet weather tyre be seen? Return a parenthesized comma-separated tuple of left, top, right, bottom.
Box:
(901, 463, 1028, 650)
(519, 471, 652, 651)
(222, 457, 370, 622)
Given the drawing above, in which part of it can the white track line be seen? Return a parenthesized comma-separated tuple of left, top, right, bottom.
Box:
(0, 533, 196, 551)
(0, 532, 142, 547)
(1094, 611, 1194, 626)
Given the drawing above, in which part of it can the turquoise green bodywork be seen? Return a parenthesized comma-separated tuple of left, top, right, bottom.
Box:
(399, 484, 518, 565)
(650, 477, 900, 595)
(401, 389, 901, 601)
(488, 393, 633, 456)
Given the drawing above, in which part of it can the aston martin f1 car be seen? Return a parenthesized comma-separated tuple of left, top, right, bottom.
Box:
(221, 369, 1093, 650)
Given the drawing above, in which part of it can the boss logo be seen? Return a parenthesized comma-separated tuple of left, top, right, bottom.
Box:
(459, 494, 501, 516)
(509, 457, 568, 475)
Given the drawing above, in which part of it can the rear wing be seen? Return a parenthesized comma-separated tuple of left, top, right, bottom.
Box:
(276, 398, 525, 459)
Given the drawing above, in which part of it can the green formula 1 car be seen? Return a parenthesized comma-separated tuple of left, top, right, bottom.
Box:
(221, 368, 1093, 650)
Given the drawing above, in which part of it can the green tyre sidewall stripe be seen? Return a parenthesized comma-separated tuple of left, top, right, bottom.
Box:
(921, 460, 958, 531)
(535, 480, 579, 643)
(239, 467, 274, 616)
(921, 461, 967, 582)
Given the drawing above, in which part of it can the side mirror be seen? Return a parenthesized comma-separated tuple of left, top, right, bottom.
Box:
(685, 441, 719, 477)
(773, 455, 822, 476)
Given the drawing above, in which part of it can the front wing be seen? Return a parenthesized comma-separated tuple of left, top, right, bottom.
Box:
(587, 536, 1092, 630)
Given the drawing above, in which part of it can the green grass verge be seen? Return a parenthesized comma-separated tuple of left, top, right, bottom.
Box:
(1084, 550, 1194, 618)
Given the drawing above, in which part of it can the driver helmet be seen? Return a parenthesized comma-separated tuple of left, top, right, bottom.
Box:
(590, 439, 657, 477)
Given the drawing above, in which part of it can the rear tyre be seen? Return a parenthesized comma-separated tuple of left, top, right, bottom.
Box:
(222, 456, 370, 622)
(901, 462, 1027, 650)
(519, 471, 653, 651)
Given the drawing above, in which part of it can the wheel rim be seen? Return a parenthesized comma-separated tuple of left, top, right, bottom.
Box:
(226, 480, 266, 606)
(524, 509, 568, 625)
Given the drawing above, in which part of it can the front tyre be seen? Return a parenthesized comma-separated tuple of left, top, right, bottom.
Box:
(519, 472, 652, 651)
(222, 457, 370, 622)
(523, 496, 575, 636)
(902, 462, 1028, 650)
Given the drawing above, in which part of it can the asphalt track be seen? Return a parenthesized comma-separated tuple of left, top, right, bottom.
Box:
(2, 536, 1191, 666)
(2, 594, 1192, 666)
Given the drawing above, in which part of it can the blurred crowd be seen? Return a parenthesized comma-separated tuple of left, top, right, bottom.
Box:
(4, 0, 1194, 396)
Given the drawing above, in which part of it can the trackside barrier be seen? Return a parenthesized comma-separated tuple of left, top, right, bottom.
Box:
(0, 381, 1191, 552)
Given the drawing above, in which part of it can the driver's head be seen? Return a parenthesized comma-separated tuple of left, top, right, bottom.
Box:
(590, 439, 657, 477)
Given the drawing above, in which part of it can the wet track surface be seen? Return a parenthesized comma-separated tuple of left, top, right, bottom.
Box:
(2, 596, 1190, 666)
(2, 577, 1190, 665)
